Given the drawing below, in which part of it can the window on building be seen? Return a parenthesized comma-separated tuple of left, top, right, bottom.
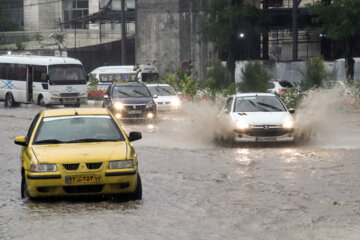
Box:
(64, 0, 89, 29)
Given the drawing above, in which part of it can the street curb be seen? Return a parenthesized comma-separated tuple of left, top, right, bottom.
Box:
(85, 100, 102, 106)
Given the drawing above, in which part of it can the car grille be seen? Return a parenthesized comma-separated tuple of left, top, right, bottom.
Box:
(86, 162, 103, 170)
(124, 104, 146, 110)
(63, 164, 80, 171)
(60, 92, 80, 98)
(244, 129, 292, 137)
(63, 185, 103, 194)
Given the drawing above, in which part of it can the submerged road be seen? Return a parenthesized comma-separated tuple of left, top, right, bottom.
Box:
(1, 103, 360, 240)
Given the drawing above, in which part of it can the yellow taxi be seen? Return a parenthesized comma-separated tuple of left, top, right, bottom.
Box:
(14, 108, 142, 200)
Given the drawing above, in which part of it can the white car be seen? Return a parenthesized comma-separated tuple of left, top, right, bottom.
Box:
(218, 93, 295, 143)
(146, 84, 181, 111)
(267, 80, 294, 94)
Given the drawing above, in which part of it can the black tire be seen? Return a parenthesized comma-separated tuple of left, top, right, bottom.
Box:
(37, 95, 45, 107)
(21, 176, 32, 200)
(130, 173, 142, 200)
(5, 93, 16, 108)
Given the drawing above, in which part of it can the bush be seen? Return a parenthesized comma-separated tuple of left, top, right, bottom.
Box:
(204, 60, 233, 99)
(238, 61, 271, 92)
(277, 88, 304, 109)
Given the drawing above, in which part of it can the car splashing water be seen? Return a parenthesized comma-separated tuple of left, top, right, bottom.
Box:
(294, 85, 360, 149)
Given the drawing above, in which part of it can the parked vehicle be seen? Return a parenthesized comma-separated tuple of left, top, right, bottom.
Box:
(0, 54, 87, 107)
(102, 82, 157, 120)
(146, 83, 181, 111)
(217, 93, 295, 143)
(90, 63, 159, 91)
(267, 80, 295, 94)
(14, 108, 142, 199)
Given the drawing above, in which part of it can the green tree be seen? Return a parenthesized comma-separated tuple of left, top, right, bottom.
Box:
(298, 56, 329, 91)
(200, 1, 268, 84)
(238, 61, 270, 92)
(308, 0, 360, 82)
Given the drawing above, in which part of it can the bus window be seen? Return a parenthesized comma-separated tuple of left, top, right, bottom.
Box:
(49, 65, 85, 81)
(34, 66, 47, 83)
(141, 73, 159, 82)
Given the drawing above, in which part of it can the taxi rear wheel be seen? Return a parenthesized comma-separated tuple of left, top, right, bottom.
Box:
(129, 174, 142, 200)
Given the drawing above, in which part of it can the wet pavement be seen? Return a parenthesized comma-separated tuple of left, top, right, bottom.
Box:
(1, 103, 360, 240)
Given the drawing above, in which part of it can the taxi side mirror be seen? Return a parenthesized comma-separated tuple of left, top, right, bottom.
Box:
(14, 136, 28, 146)
(128, 132, 142, 142)
(103, 95, 109, 100)
(153, 94, 158, 99)
(288, 108, 295, 114)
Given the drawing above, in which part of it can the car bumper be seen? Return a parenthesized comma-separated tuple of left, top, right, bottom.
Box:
(25, 170, 138, 198)
(233, 129, 295, 142)
(110, 108, 157, 120)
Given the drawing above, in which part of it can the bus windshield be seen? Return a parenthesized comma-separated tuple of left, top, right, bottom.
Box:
(49, 65, 86, 81)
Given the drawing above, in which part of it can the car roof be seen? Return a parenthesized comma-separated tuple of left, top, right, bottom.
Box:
(234, 92, 276, 97)
(42, 108, 110, 117)
(146, 83, 171, 87)
(113, 82, 146, 87)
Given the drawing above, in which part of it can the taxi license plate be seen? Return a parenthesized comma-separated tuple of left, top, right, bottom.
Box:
(65, 175, 102, 184)
(64, 98, 76, 102)
(128, 110, 142, 114)
(256, 137, 277, 142)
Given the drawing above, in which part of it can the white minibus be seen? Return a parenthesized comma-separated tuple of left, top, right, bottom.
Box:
(90, 63, 159, 90)
(0, 54, 88, 107)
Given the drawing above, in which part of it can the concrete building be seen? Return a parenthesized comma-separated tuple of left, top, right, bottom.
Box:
(135, 0, 214, 80)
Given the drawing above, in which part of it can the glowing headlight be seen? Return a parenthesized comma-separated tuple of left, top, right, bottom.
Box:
(146, 101, 155, 108)
(114, 102, 124, 110)
(282, 119, 294, 129)
(171, 99, 181, 107)
(109, 160, 134, 169)
(236, 120, 249, 129)
(147, 112, 154, 119)
(30, 164, 57, 172)
(115, 113, 121, 119)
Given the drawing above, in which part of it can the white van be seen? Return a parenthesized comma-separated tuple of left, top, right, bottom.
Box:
(0, 54, 87, 107)
(90, 63, 159, 91)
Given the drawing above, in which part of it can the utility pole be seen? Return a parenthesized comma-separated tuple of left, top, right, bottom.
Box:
(121, 0, 126, 65)
(292, 0, 298, 60)
(262, 0, 269, 60)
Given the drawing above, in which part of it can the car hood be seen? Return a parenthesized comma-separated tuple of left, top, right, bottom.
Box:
(112, 97, 152, 105)
(231, 111, 293, 125)
(31, 142, 128, 164)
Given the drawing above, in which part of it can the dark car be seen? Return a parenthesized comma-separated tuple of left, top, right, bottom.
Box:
(102, 82, 157, 120)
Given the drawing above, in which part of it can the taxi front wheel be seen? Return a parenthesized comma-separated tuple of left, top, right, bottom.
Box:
(129, 174, 142, 200)
(21, 176, 32, 200)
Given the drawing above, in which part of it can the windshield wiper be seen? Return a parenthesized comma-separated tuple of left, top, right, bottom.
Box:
(256, 102, 284, 111)
(115, 90, 131, 97)
(34, 139, 65, 144)
(66, 138, 120, 143)
(160, 88, 174, 96)
(132, 90, 148, 97)
(248, 100, 269, 112)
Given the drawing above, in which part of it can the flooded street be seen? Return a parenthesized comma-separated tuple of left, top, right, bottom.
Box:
(1, 103, 360, 240)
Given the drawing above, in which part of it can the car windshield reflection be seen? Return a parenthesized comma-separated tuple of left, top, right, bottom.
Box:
(234, 96, 286, 112)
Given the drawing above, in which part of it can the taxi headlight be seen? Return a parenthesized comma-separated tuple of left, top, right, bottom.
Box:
(114, 102, 123, 110)
(236, 120, 249, 129)
(171, 99, 181, 107)
(109, 160, 134, 169)
(30, 164, 57, 172)
(282, 119, 294, 129)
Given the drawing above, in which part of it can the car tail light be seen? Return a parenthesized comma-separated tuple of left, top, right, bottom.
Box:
(279, 88, 285, 93)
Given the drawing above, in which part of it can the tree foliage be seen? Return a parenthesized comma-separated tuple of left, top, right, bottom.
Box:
(238, 61, 270, 92)
(298, 56, 331, 91)
(200, 1, 268, 83)
(308, 0, 360, 82)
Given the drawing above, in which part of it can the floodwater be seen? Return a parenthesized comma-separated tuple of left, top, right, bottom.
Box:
(1, 93, 360, 240)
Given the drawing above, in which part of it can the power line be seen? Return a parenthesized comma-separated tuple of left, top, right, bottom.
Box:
(1, 0, 64, 11)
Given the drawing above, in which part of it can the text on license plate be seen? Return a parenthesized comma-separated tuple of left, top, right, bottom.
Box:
(65, 175, 101, 184)
(128, 110, 142, 114)
(256, 137, 277, 141)
(64, 98, 76, 102)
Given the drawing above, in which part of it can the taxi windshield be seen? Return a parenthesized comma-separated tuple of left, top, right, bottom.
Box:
(33, 115, 125, 144)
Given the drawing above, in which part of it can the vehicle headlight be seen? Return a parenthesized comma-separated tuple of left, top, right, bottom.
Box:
(146, 101, 155, 108)
(236, 119, 249, 129)
(109, 160, 134, 169)
(171, 99, 181, 107)
(282, 119, 294, 129)
(30, 164, 57, 172)
(114, 102, 124, 110)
